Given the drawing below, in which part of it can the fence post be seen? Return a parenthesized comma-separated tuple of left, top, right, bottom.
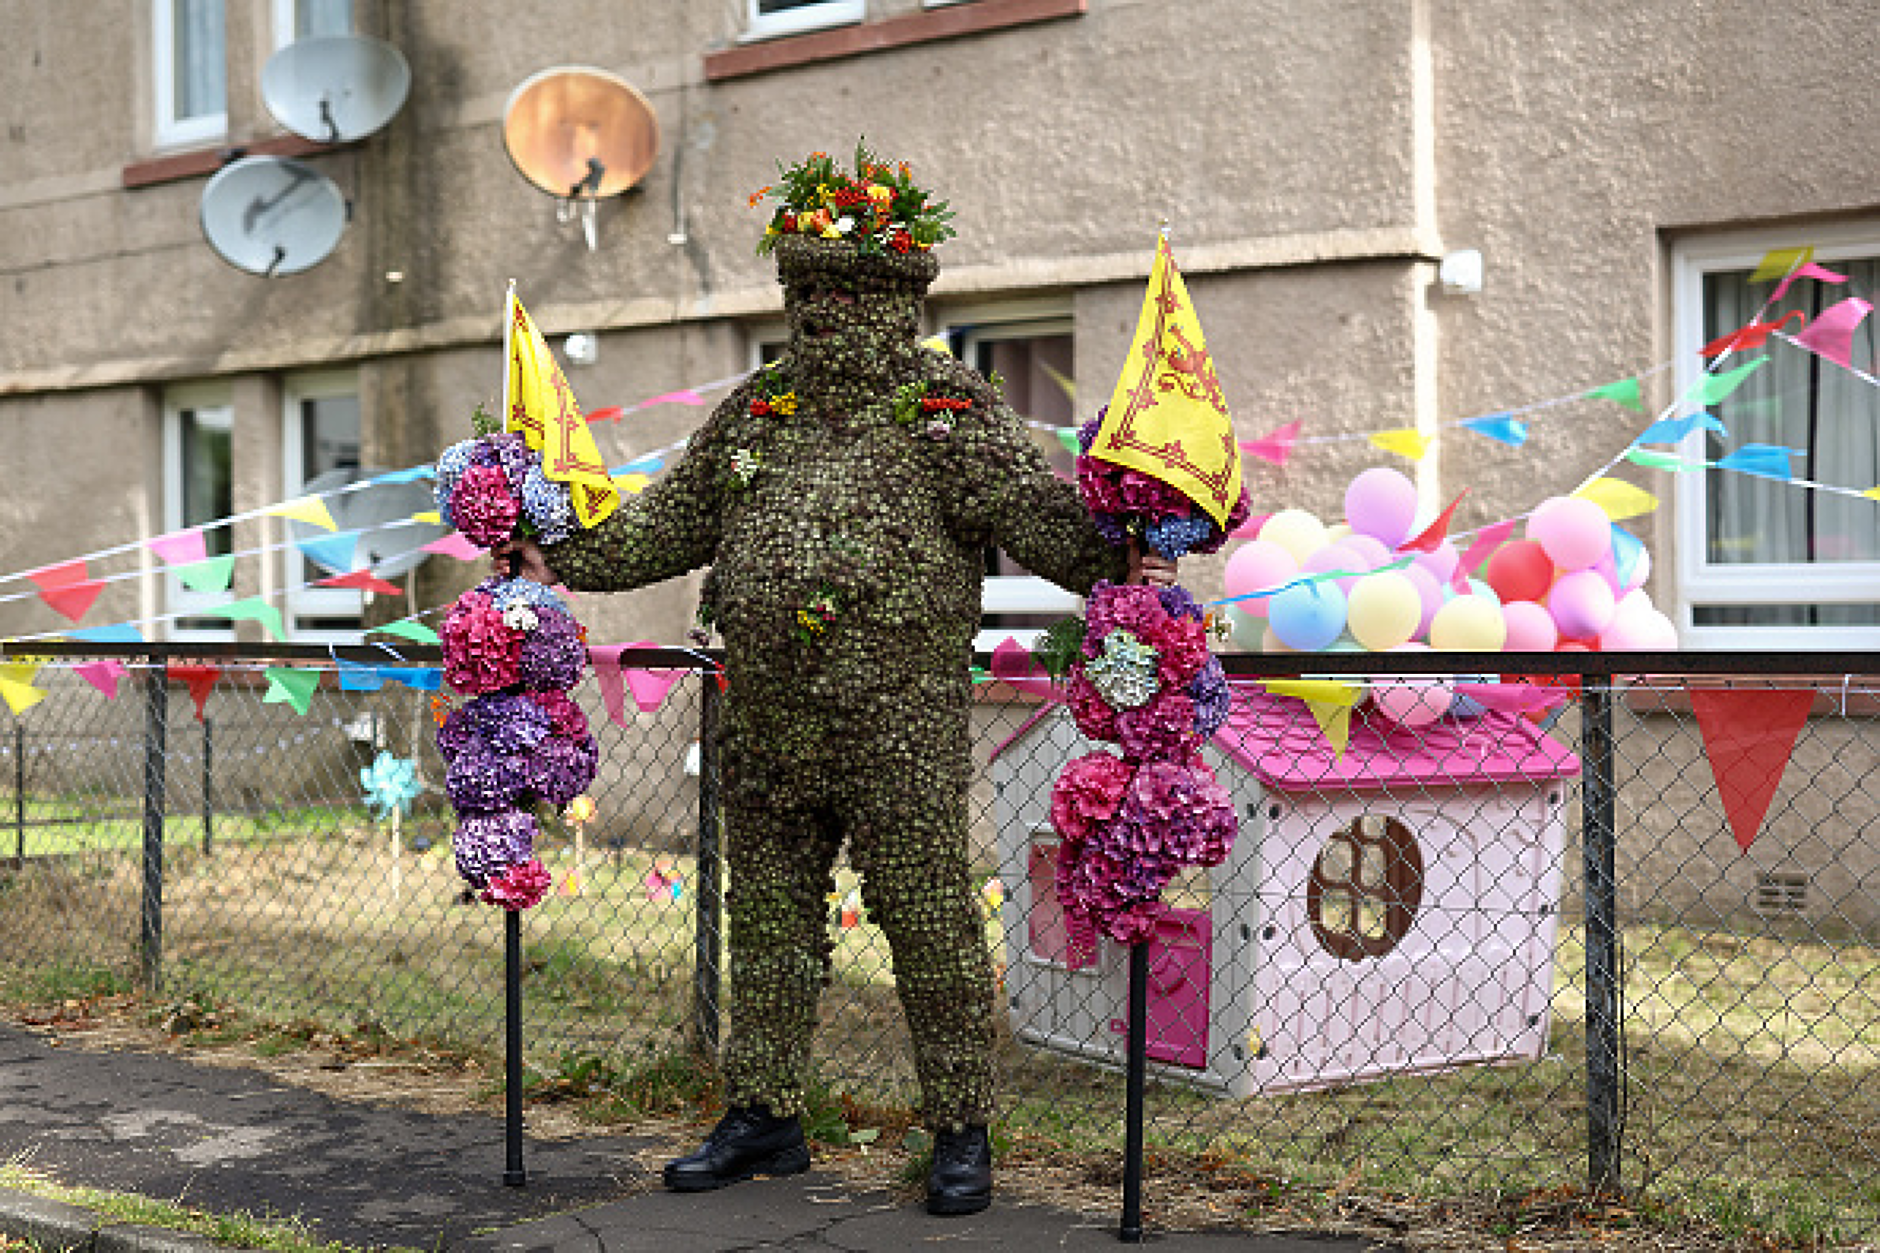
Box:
(201, 716, 214, 856)
(692, 674, 723, 1058)
(1581, 674, 1621, 1195)
(141, 659, 168, 993)
(13, 721, 22, 865)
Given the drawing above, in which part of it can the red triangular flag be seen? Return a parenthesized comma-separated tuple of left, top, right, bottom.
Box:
(29, 561, 106, 623)
(1700, 310, 1806, 358)
(317, 570, 405, 597)
(1688, 688, 1815, 852)
(1241, 420, 1303, 467)
(167, 663, 223, 723)
(1398, 490, 1468, 554)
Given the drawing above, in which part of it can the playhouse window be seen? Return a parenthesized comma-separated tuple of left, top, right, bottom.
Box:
(1307, 814, 1425, 961)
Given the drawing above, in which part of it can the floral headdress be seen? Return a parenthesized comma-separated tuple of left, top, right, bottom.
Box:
(751, 140, 956, 258)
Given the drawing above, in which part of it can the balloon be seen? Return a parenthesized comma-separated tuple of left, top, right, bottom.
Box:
(1259, 509, 1330, 563)
(1599, 590, 1678, 650)
(1501, 599, 1560, 652)
(1224, 604, 1265, 649)
(1223, 540, 1300, 618)
(1429, 595, 1507, 650)
(1403, 563, 1444, 639)
(1370, 674, 1455, 727)
(1529, 496, 1612, 572)
(1419, 539, 1461, 585)
(1347, 572, 1422, 652)
(1268, 580, 1348, 652)
(1260, 624, 1295, 653)
(1303, 542, 1369, 596)
(1621, 541, 1652, 592)
(1345, 467, 1419, 547)
(1485, 539, 1555, 604)
(1548, 569, 1617, 639)
(1340, 533, 1394, 570)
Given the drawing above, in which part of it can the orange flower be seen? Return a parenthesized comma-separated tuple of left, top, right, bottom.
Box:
(747, 186, 772, 208)
(430, 694, 451, 726)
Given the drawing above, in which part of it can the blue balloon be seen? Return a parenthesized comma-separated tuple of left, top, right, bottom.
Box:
(1269, 581, 1348, 652)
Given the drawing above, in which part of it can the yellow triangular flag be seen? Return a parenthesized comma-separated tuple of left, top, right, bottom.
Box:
(614, 473, 653, 495)
(919, 333, 954, 356)
(1749, 246, 1814, 284)
(1572, 477, 1660, 521)
(1263, 679, 1362, 757)
(0, 659, 46, 715)
(506, 290, 620, 528)
(412, 510, 441, 525)
(1369, 429, 1431, 461)
(1862, 486, 1880, 501)
(1094, 235, 1242, 526)
(269, 496, 336, 531)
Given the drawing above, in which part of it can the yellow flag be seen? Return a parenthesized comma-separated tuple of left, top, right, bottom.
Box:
(0, 659, 46, 715)
(1369, 429, 1431, 461)
(1261, 678, 1361, 758)
(1094, 236, 1242, 526)
(506, 290, 620, 528)
(1572, 477, 1660, 521)
(1749, 246, 1814, 284)
(269, 496, 336, 531)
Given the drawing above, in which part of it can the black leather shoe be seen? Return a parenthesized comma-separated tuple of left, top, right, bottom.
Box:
(662, 1105, 810, 1192)
(925, 1125, 993, 1215)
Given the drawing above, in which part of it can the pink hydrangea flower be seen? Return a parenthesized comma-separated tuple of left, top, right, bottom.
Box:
(481, 858, 553, 910)
(442, 591, 523, 694)
(1115, 687, 1200, 760)
(450, 464, 522, 548)
(1049, 751, 1134, 846)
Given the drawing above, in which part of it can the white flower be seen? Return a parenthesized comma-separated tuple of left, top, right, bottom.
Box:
(835, 216, 855, 235)
(502, 603, 539, 632)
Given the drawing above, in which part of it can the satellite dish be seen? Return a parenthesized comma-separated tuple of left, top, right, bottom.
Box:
(503, 66, 659, 249)
(262, 34, 411, 143)
(289, 468, 450, 578)
(200, 156, 347, 276)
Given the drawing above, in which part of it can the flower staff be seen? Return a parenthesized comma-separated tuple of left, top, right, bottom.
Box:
(496, 142, 1170, 1218)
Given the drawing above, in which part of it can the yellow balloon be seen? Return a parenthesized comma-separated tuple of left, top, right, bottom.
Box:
(1346, 572, 1421, 651)
(1429, 595, 1508, 650)
(1257, 509, 1329, 564)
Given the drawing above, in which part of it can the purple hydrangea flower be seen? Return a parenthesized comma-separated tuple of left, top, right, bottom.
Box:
(519, 464, 578, 544)
(445, 744, 526, 814)
(527, 734, 598, 807)
(518, 609, 586, 691)
(453, 809, 538, 888)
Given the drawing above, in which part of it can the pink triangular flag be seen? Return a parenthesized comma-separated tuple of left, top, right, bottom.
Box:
(1241, 420, 1303, 467)
(74, 659, 128, 699)
(149, 529, 208, 566)
(422, 532, 486, 562)
(1791, 297, 1873, 370)
(643, 388, 707, 407)
(1771, 261, 1848, 303)
(1453, 518, 1518, 589)
(587, 644, 632, 727)
(625, 665, 687, 712)
(989, 637, 1064, 702)
(1689, 688, 1815, 852)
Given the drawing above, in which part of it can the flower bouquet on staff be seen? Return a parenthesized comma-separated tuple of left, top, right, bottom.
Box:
(1043, 232, 1249, 956)
(432, 286, 621, 911)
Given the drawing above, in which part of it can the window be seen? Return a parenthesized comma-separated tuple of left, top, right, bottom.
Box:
(153, 0, 226, 149)
(944, 310, 1083, 651)
(742, 0, 865, 42)
(283, 372, 364, 640)
(1672, 224, 1880, 648)
(161, 385, 236, 639)
(272, 0, 350, 46)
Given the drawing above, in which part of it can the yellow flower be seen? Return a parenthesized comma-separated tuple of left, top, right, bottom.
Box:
(797, 609, 826, 635)
(866, 183, 892, 205)
(772, 391, 799, 415)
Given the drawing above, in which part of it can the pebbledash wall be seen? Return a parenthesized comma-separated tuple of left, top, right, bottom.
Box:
(1, 1, 1875, 920)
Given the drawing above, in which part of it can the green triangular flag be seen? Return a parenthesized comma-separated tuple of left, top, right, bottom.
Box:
(175, 555, 236, 594)
(262, 667, 320, 716)
(202, 596, 284, 640)
(370, 619, 441, 645)
(1692, 357, 1769, 406)
(1625, 448, 1707, 472)
(1055, 427, 1081, 457)
(1585, 377, 1644, 412)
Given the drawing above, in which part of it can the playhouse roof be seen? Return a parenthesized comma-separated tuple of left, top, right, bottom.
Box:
(1215, 686, 1581, 792)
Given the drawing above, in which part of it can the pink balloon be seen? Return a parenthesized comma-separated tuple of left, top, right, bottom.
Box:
(1548, 569, 1617, 639)
(1418, 539, 1461, 585)
(1341, 534, 1393, 569)
(1304, 542, 1369, 596)
(1599, 590, 1678, 650)
(1529, 496, 1612, 572)
(1501, 599, 1560, 652)
(1345, 467, 1419, 547)
(1370, 675, 1454, 728)
(1403, 563, 1444, 638)
(1224, 540, 1299, 619)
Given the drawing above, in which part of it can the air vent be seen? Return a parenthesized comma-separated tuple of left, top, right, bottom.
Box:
(1754, 872, 1808, 914)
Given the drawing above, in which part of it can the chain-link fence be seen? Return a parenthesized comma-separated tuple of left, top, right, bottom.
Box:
(2, 643, 1876, 1241)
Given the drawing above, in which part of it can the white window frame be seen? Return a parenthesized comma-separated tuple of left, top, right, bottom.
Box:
(1670, 221, 1880, 650)
(152, 0, 227, 150)
(161, 382, 237, 641)
(270, 0, 350, 48)
(740, 0, 865, 43)
(282, 370, 364, 641)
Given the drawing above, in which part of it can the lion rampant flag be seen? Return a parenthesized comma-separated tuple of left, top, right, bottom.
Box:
(504, 287, 620, 528)
(1093, 235, 1241, 526)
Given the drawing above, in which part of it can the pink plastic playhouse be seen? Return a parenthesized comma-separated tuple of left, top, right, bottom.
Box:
(990, 685, 1582, 1097)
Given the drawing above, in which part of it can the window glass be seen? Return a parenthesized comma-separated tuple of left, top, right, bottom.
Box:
(163, 387, 236, 639)
(156, 0, 226, 147)
(179, 407, 234, 556)
(745, 0, 865, 41)
(1675, 233, 1880, 645)
(285, 378, 364, 639)
(293, 0, 351, 39)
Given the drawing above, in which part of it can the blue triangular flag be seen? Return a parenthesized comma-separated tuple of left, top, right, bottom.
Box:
(1636, 412, 1727, 446)
(1611, 525, 1645, 588)
(612, 455, 666, 475)
(371, 466, 435, 484)
(295, 529, 363, 575)
(68, 623, 145, 643)
(378, 666, 442, 691)
(335, 658, 385, 691)
(1716, 444, 1800, 481)
(1461, 414, 1529, 446)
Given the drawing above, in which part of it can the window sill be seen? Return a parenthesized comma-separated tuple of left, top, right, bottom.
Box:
(123, 133, 349, 190)
(705, 0, 1086, 82)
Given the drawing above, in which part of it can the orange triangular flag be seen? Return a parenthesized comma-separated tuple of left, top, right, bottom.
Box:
(1689, 688, 1814, 852)
(167, 663, 223, 723)
(318, 570, 405, 597)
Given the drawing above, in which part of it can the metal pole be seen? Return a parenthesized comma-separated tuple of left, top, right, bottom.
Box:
(504, 907, 527, 1187)
(141, 662, 168, 993)
(693, 674, 724, 1057)
(1119, 940, 1148, 1243)
(13, 722, 23, 866)
(1581, 675, 1621, 1195)
(201, 716, 213, 856)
